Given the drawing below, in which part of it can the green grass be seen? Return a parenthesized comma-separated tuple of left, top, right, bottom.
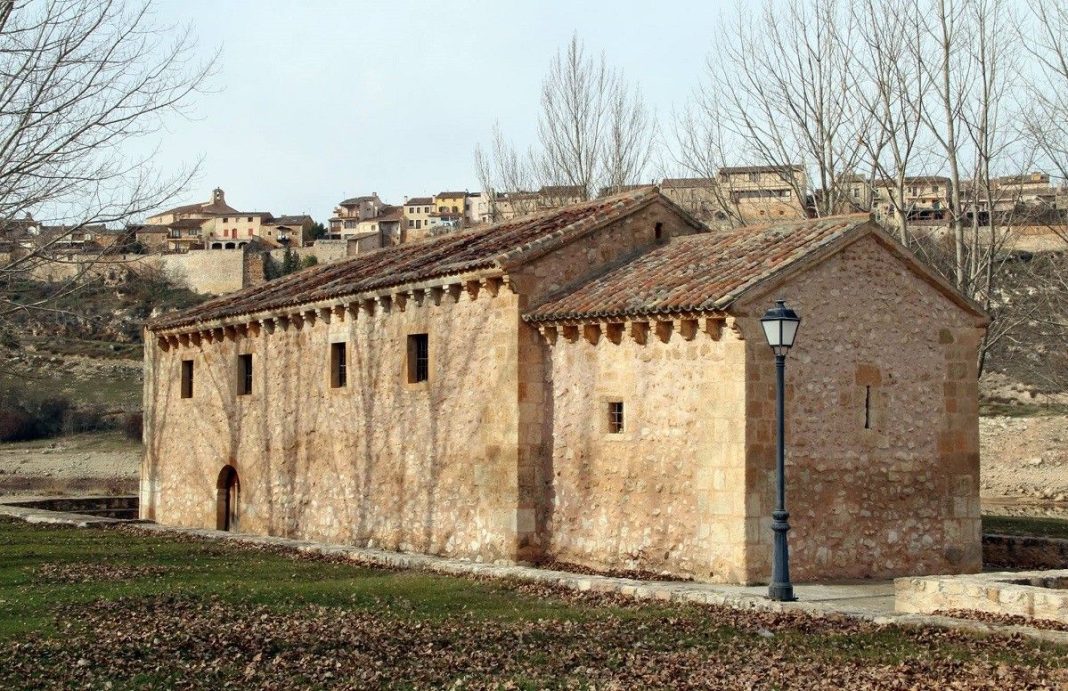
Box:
(0, 359, 141, 410)
(0, 519, 607, 639)
(0, 430, 138, 453)
(979, 401, 1068, 417)
(0, 518, 1065, 688)
(983, 514, 1068, 540)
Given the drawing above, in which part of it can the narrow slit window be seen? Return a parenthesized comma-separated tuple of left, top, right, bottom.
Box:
(654, 222, 664, 242)
(608, 401, 624, 434)
(864, 385, 871, 429)
(181, 360, 194, 399)
(237, 354, 253, 396)
(407, 334, 429, 383)
(330, 342, 347, 388)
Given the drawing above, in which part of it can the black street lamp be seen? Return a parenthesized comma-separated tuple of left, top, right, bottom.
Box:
(760, 299, 800, 602)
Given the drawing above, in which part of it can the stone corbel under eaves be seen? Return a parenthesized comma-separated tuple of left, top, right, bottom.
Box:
(532, 313, 727, 346)
(148, 268, 508, 342)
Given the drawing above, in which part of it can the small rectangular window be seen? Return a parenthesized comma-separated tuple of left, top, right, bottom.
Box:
(237, 354, 253, 396)
(331, 342, 347, 388)
(608, 401, 624, 434)
(407, 334, 429, 383)
(181, 360, 194, 399)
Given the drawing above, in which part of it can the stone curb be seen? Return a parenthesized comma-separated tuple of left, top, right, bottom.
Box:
(2, 506, 1066, 646)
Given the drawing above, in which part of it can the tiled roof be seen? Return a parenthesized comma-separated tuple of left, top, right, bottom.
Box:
(720, 165, 804, 174)
(268, 215, 313, 226)
(376, 206, 403, 222)
(167, 218, 207, 229)
(539, 185, 584, 197)
(149, 187, 666, 331)
(436, 191, 467, 198)
(339, 195, 378, 206)
(405, 197, 433, 206)
(598, 184, 649, 197)
(873, 176, 950, 187)
(660, 177, 716, 189)
(525, 216, 871, 323)
(157, 199, 239, 217)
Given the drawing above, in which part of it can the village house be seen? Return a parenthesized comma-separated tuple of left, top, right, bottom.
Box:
(840, 171, 1064, 227)
(145, 188, 313, 251)
(328, 194, 385, 239)
(464, 191, 489, 226)
(142, 188, 987, 585)
(487, 185, 587, 223)
(661, 166, 809, 227)
(401, 197, 439, 241)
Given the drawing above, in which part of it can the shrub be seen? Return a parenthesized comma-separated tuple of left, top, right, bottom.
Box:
(0, 391, 70, 442)
(62, 404, 110, 435)
(122, 411, 143, 441)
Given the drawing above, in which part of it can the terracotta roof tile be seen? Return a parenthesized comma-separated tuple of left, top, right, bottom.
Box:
(524, 215, 872, 322)
(149, 187, 664, 331)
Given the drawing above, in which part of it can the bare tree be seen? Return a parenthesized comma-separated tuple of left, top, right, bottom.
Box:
(475, 33, 654, 212)
(535, 34, 614, 200)
(601, 81, 655, 196)
(0, 0, 214, 325)
(851, 0, 932, 242)
(691, 0, 869, 217)
(474, 123, 537, 222)
(920, 0, 975, 290)
(665, 100, 745, 226)
(1021, 0, 1068, 185)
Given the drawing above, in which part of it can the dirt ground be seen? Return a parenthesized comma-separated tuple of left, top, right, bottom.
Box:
(0, 432, 139, 496)
(980, 414, 1068, 518)
(1, 417, 1066, 518)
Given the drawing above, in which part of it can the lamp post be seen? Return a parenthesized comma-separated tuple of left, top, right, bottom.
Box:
(760, 299, 800, 602)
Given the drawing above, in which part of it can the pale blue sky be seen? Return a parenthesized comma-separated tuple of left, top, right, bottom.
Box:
(149, 0, 726, 222)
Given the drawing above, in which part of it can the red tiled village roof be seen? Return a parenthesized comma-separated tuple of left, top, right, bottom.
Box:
(148, 187, 667, 331)
(524, 216, 872, 323)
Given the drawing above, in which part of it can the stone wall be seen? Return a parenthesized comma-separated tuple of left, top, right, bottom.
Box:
(540, 321, 749, 582)
(735, 234, 985, 583)
(511, 199, 706, 566)
(143, 199, 709, 569)
(984, 534, 1068, 570)
(896, 570, 1068, 625)
(27, 250, 251, 295)
(162, 249, 252, 294)
(267, 240, 351, 266)
(142, 204, 986, 585)
(142, 283, 526, 561)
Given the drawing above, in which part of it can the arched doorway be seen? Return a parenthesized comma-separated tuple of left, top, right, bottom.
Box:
(216, 465, 240, 531)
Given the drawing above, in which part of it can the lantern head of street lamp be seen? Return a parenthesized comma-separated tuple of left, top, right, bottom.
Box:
(760, 299, 800, 357)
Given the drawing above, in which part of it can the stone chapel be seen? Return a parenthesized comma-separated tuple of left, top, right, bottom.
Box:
(142, 187, 987, 584)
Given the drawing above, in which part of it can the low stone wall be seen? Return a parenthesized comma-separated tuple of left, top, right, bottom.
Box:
(26, 250, 253, 295)
(895, 569, 1068, 624)
(984, 533, 1068, 570)
(267, 240, 351, 266)
(4, 496, 139, 519)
